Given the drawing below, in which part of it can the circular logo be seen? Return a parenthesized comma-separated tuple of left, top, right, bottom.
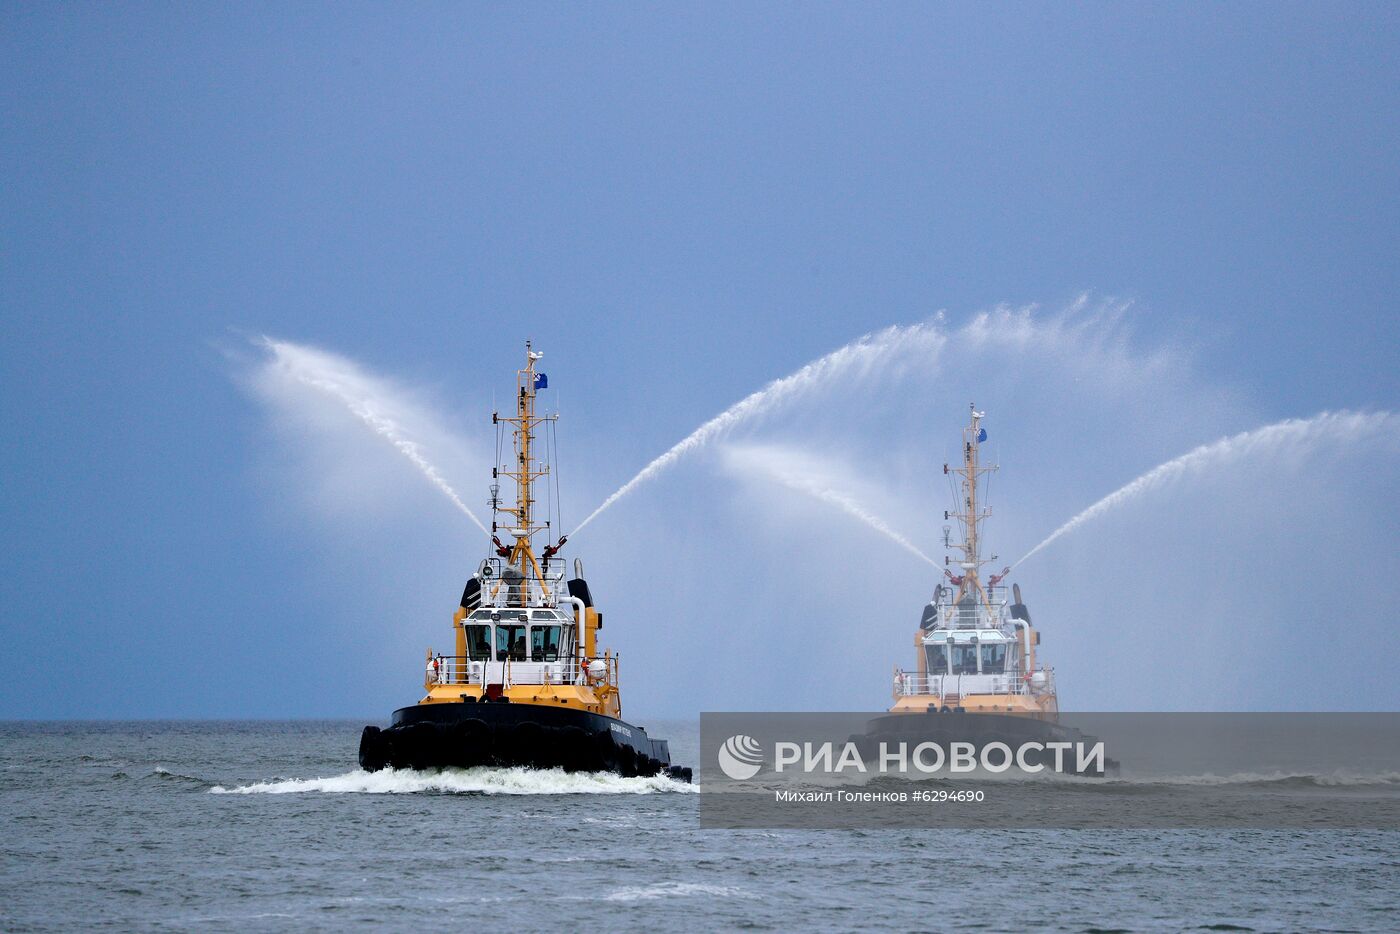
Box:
(717, 734, 763, 780)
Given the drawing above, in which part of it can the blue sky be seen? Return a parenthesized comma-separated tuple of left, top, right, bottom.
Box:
(3, 4, 1398, 718)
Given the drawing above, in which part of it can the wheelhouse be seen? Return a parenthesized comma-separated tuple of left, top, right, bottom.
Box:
(923, 629, 1012, 675)
(463, 608, 574, 663)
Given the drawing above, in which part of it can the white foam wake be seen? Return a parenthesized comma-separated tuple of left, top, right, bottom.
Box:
(722, 443, 938, 567)
(1014, 410, 1399, 568)
(209, 766, 696, 795)
(258, 337, 488, 533)
(568, 321, 947, 537)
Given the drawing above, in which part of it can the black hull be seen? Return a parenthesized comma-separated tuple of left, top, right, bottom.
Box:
(359, 702, 691, 781)
(859, 710, 1117, 777)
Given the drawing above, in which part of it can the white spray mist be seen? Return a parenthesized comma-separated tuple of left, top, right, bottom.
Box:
(258, 337, 489, 534)
(722, 443, 939, 568)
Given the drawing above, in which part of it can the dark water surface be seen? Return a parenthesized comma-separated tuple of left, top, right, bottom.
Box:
(3, 721, 1397, 931)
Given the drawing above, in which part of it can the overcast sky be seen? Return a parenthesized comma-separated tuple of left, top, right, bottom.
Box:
(4, 4, 1398, 718)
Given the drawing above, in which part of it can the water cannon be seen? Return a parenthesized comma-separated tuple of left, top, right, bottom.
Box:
(987, 566, 1011, 588)
(542, 535, 568, 560)
(491, 535, 511, 558)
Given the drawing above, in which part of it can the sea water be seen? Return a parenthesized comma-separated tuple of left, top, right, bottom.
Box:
(3, 721, 1397, 931)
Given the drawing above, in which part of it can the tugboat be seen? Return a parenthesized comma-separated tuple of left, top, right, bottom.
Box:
(860, 404, 1110, 775)
(358, 343, 691, 781)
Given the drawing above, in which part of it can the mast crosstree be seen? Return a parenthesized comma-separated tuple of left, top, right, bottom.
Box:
(491, 342, 560, 598)
(943, 403, 1004, 616)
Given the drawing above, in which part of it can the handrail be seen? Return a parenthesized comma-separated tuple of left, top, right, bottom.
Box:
(425, 654, 619, 689)
(474, 557, 570, 608)
(921, 598, 1014, 632)
(894, 667, 1056, 698)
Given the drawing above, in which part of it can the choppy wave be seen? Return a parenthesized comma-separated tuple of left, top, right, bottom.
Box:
(603, 882, 754, 902)
(209, 766, 697, 796)
(152, 766, 215, 789)
(708, 769, 1400, 795)
(1132, 771, 1400, 788)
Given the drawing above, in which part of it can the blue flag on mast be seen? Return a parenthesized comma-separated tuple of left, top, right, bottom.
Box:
(534, 373, 548, 390)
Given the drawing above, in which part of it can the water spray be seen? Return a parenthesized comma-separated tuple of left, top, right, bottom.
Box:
(260, 338, 489, 534)
(567, 320, 947, 538)
(722, 444, 939, 568)
(1012, 410, 1398, 570)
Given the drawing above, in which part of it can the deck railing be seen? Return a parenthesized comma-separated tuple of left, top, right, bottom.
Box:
(473, 557, 570, 608)
(425, 654, 619, 690)
(921, 598, 1010, 631)
(894, 667, 1055, 699)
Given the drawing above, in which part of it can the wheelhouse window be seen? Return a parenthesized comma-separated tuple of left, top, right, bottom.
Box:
(980, 643, 1006, 674)
(495, 624, 526, 661)
(951, 644, 979, 674)
(530, 626, 562, 662)
(925, 644, 949, 674)
(464, 624, 492, 660)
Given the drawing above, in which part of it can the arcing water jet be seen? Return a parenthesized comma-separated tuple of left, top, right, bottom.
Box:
(568, 321, 947, 537)
(722, 443, 939, 568)
(259, 337, 489, 534)
(1014, 410, 1399, 569)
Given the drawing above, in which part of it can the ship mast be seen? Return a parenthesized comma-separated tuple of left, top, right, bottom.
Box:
(491, 341, 557, 603)
(944, 403, 998, 617)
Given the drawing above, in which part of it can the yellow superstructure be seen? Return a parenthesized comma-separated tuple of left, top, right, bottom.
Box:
(420, 603, 618, 717)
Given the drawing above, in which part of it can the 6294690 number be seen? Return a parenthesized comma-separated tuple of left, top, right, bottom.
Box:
(911, 789, 985, 803)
